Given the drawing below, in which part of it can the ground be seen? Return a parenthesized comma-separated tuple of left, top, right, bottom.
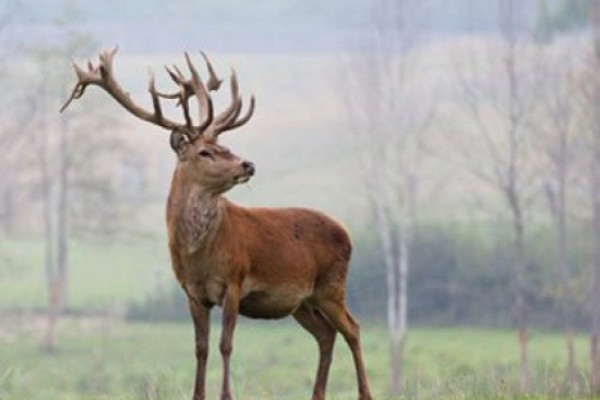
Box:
(0, 316, 594, 400)
(0, 237, 595, 399)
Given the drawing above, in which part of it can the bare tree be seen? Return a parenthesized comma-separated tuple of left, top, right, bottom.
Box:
(452, 0, 542, 392)
(587, 1, 600, 393)
(22, 11, 123, 349)
(26, 47, 66, 351)
(15, 49, 61, 350)
(341, 0, 432, 394)
(537, 48, 580, 390)
(0, 0, 24, 234)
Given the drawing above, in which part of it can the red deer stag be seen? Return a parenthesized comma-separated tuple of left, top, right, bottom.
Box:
(61, 47, 372, 400)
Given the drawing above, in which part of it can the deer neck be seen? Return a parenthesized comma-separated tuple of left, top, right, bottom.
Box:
(183, 186, 223, 253)
(169, 167, 225, 254)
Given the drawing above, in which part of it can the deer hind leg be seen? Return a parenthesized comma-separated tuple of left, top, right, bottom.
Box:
(315, 274, 372, 400)
(293, 303, 337, 400)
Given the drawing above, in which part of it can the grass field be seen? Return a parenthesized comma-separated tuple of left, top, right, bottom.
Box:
(0, 235, 171, 310)
(0, 231, 593, 400)
(0, 236, 597, 400)
(0, 317, 594, 400)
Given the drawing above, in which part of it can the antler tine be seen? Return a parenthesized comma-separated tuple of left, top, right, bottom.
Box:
(214, 100, 243, 137)
(226, 99, 244, 125)
(217, 95, 255, 134)
(148, 68, 165, 123)
(60, 62, 89, 112)
(98, 46, 118, 77)
(155, 91, 181, 100)
(164, 65, 182, 85)
(155, 65, 188, 106)
(200, 51, 223, 91)
(213, 68, 242, 129)
(152, 59, 209, 130)
(178, 82, 194, 129)
(209, 66, 255, 136)
(167, 64, 188, 86)
(184, 52, 213, 135)
(61, 46, 184, 132)
(161, 54, 222, 113)
(60, 51, 113, 113)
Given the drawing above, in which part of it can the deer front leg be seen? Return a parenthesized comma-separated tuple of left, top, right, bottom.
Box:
(189, 299, 211, 400)
(220, 284, 240, 400)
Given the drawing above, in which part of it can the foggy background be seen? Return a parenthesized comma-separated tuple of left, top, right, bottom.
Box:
(1, 0, 599, 399)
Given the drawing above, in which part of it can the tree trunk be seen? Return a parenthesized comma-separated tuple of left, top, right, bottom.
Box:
(385, 173, 415, 397)
(501, 6, 531, 389)
(591, 160, 600, 396)
(389, 330, 405, 396)
(517, 326, 530, 392)
(592, 236, 600, 395)
(374, 193, 402, 395)
(391, 223, 409, 397)
(591, 3, 600, 393)
(56, 114, 70, 311)
(1, 184, 14, 234)
(43, 276, 60, 352)
(565, 331, 577, 389)
(511, 197, 530, 393)
(556, 172, 578, 388)
(515, 245, 530, 393)
(38, 84, 57, 352)
(547, 157, 578, 389)
(593, 335, 600, 396)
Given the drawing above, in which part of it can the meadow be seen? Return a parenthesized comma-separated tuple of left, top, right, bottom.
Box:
(0, 236, 170, 310)
(0, 233, 596, 399)
(0, 317, 594, 400)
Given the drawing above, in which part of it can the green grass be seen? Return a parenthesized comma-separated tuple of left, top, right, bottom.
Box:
(0, 319, 594, 400)
(0, 237, 596, 399)
(0, 235, 169, 309)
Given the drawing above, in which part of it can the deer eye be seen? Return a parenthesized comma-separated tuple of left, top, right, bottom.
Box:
(198, 149, 212, 158)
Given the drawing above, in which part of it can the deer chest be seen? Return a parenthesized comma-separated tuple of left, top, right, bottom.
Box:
(182, 272, 228, 308)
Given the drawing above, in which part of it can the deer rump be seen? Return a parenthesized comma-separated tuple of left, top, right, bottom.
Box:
(240, 207, 352, 319)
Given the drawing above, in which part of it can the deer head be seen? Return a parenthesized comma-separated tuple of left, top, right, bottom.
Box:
(61, 47, 256, 195)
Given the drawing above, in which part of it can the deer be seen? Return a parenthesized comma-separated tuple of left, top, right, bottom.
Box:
(61, 47, 373, 400)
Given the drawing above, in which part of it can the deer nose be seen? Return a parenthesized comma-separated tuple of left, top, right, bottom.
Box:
(242, 161, 255, 176)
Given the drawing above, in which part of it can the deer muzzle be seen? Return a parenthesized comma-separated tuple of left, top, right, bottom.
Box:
(242, 161, 255, 177)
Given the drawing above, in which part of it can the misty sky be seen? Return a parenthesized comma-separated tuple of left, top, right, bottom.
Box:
(7, 0, 542, 54)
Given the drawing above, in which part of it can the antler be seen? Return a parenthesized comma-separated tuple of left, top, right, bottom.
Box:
(159, 53, 255, 138)
(212, 68, 256, 136)
(61, 47, 184, 131)
(61, 47, 255, 140)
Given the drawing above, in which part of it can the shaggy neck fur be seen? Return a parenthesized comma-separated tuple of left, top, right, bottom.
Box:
(182, 186, 223, 254)
(169, 165, 224, 254)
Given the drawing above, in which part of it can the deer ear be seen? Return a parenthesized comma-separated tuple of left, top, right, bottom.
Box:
(170, 130, 190, 160)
